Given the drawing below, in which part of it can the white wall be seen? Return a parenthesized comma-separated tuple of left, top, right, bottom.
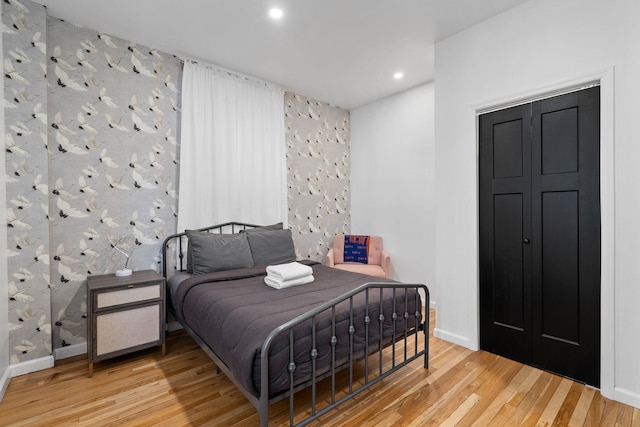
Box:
(0, 31, 10, 400)
(435, 0, 640, 408)
(351, 83, 435, 303)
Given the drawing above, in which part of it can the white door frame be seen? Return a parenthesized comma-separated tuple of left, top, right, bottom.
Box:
(473, 66, 615, 399)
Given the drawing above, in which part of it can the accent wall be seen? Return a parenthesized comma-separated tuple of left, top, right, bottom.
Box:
(0, 8, 9, 399)
(46, 17, 182, 353)
(285, 92, 351, 262)
(3, 0, 51, 363)
(3, 0, 182, 362)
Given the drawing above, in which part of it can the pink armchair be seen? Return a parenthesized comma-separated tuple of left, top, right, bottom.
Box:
(326, 235, 391, 278)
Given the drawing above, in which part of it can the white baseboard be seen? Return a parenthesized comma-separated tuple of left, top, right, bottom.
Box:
(53, 342, 87, 360)
(50, 325, 184, 361)
(433, 327, 473, 349)
(10, 355, 54, 378)
(614, 387, 640, 410)
(0, 366, 10, 402)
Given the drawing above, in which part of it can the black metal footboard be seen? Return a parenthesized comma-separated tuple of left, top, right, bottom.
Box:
(259, 282, 429, 427)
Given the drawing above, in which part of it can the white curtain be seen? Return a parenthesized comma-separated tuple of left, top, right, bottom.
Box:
(177, 61, 287, 231)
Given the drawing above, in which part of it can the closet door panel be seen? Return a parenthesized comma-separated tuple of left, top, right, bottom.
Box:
(531, 86, 601, 387)
(541, 107, 578, 175)
(493, 193, 524, 330)
(479, 104, 532, 364)
(540, 190, 579, 343)
(493, 119, 524, 179)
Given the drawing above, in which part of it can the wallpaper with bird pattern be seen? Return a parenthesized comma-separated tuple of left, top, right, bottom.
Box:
(3, 0, 351, 366)
(3, 0, 50, 363)
(3, 0, 182, 362)
(285, 92, 350, 262)
(46, 17, 182, 353)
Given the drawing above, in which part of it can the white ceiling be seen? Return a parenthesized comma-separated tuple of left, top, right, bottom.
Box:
(31, 0, 529, 109)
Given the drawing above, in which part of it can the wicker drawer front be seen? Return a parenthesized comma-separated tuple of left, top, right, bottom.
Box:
(95, 304, 160, 356)
(96, 283, 160, 308)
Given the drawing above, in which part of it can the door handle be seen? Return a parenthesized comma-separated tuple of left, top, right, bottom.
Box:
(523, 238, 531, 244)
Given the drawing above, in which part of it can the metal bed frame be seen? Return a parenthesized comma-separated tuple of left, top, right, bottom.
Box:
(162, 222, 429, 427)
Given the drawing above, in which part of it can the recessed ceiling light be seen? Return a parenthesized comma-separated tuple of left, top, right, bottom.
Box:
(269, 8, 284, 19)
(393, 72, 404, 80)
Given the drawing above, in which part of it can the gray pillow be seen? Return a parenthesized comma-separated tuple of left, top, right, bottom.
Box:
(246, 228, 296, 266)
(241, 222, 283, 233)
(185, 230, 204, 273)
(184, 223, 283, 272)
(185, 231, 234, 273)
(186, 230, 253, 275)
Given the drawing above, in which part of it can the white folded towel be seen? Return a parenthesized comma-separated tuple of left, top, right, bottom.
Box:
(266, 261, 313, 282)
(264, 274, 315, 289)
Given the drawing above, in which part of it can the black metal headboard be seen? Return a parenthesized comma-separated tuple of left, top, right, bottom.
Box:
(161, 221, 260, 278)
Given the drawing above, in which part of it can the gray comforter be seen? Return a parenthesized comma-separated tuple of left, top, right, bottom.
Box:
(172, 261, 419, 398)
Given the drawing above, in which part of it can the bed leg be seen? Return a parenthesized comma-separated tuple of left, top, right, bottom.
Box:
(423, 319, 429, 369)
(215, 365, 220, 375)
(260, 397, 268, 427)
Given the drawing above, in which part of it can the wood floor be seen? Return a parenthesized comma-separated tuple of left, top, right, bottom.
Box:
(0, 310, 638, 426)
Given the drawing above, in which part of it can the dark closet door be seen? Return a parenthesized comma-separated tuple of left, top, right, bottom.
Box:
(479, 103, 533, 365)
(479, 87, 600, 387)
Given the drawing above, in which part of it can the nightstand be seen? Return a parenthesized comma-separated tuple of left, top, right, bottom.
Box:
(87, 270, 166, 376)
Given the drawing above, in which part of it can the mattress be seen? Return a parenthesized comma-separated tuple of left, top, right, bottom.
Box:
(171, 261, 419, 398)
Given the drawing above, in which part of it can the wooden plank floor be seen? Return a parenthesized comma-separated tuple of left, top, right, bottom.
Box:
(0, 310, 638, 426)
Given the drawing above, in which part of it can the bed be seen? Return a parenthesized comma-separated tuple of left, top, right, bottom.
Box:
(162, 222, 429, 426)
